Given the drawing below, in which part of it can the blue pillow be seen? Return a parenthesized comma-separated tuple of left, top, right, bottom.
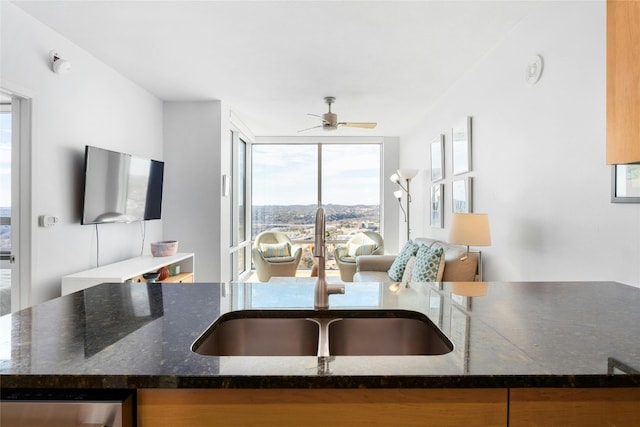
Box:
(387, 240, 420, 281)
(260, 242, 291, 258)
(411, 245, 444, 282)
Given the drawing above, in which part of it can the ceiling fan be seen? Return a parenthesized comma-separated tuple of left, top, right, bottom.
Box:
(299, 96, 377, 132)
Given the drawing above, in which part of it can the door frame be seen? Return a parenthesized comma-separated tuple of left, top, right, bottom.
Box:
(2, 88, 32, 312)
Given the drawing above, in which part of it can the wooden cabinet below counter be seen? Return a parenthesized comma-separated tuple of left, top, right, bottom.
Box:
(138, 388, 508, 427)
(138, 387, 640, 427)
(510, 388, 640, 426)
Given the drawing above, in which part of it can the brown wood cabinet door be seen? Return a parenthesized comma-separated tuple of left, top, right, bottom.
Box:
(138, 388, 508, 427)
(510, 388, 640, 427)
(607, 0, 640, 164)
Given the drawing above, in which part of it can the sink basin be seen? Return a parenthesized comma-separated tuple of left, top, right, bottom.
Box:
(192, 309, 453, 357)
(329, 317, 452, 356)
(192, 315, 319, 356)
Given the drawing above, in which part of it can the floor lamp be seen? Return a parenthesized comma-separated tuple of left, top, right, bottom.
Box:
(390, 168, 418, 241)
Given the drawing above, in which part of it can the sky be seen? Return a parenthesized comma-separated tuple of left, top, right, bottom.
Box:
(252, 143, 381, 206)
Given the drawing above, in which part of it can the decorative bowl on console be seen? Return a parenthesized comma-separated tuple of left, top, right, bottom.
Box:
(151, 240, 178, 257)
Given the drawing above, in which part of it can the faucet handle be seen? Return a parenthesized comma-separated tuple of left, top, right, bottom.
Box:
(327, 284, 345, 295)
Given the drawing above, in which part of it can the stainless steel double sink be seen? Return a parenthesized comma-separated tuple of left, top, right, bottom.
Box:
(191, 309, 453, 357)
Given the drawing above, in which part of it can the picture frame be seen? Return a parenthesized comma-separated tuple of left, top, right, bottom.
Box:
(430, 134, 444, 182)
(430, 184, 443, 228)
(611, 164, 640, 203)
(452, 177, 473, 213)
(452, 117, 472, 175)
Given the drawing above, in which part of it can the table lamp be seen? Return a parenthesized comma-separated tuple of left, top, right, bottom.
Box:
(448, 213, 491, 261)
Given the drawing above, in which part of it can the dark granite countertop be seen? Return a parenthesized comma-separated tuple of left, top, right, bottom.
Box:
(1, 280, 639, 390)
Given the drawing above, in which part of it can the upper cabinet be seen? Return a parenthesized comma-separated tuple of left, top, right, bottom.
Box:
(607, 0, 640, 164)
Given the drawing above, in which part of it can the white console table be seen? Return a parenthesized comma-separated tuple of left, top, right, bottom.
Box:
(61, 253, 195, 295)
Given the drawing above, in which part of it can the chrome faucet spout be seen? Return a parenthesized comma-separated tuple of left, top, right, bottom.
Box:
(314, 207, 325, 258)
(314, 207, 345, 309)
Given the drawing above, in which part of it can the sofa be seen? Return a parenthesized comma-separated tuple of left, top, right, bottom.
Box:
(353, 238, 479, 283)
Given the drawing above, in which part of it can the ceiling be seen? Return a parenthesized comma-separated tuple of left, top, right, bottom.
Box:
(13, 0, 540, 137)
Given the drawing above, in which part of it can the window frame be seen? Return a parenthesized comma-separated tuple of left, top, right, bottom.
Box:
(249, 139, 384, 270)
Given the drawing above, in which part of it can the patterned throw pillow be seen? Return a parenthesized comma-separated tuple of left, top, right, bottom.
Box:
(387, 240, 420, 281)
(355, 244, 376, 256)
(411, 245, 445, 282)
(260, 242, 291, 258)
(401, 256, 417, 283)
(346, 242, 359, 257)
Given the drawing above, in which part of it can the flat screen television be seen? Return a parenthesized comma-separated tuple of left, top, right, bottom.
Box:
(81, 145, 164, 225)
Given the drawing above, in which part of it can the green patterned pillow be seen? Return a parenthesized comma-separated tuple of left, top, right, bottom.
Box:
(260, 242, 291, 258)
(387, 240, 420, 281)
(411, 245, 445, 282)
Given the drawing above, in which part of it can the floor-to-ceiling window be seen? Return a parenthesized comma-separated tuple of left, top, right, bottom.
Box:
(236, 137, 248, 276)
(230, 130, 251, 280)
(252, 142, 381, 271)
(0, 100, 11, 315)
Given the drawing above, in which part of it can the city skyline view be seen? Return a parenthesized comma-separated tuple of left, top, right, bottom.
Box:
(251, 143, 381, 206)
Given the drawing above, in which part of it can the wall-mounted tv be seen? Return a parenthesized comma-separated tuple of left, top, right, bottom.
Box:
(81, 145, 164, 225)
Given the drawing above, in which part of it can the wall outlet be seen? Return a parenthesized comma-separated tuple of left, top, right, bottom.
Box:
(38, 215, 59, 228)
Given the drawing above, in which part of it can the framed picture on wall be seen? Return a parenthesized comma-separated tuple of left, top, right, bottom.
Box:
(452, 177, 473, 213)
(430, 134, 444, 182)
(430, 184, 444, 228)
(452, 117, 472, 175)
(611, 164, 640, 203)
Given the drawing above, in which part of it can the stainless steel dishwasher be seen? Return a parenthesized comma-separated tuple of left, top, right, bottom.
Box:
(0, 389, 134, 427)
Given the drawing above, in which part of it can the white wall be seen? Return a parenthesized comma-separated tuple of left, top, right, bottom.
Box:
(163, 101, 226, 282)
(401, 1, 640, 286)
(1, 2, 164, 305)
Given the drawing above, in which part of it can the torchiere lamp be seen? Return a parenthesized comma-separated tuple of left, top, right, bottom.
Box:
(390, 168, 418, 241)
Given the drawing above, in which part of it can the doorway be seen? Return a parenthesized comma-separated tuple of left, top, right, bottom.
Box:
(0, 89, 31, 315)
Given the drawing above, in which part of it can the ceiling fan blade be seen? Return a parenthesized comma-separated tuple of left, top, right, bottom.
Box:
(339, 122, 377, 129)
(297, 124, 323, 133)
(307, 113, 331, 125)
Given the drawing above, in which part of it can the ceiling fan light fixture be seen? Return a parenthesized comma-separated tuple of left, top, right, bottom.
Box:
(300, 96, 377, 132)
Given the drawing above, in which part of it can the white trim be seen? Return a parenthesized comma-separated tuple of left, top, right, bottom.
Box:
(254, 135, 384, 145)
(230, 110, 255, 142)
(1, 88, 33, 312)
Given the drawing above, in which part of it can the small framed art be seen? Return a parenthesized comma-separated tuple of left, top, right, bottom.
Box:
(452, 117, 472, 175)
(430, 135, 444, 182)
(611, 164, 640, 203)
(452, 177, 473, 213)
(430, 184, 443, 228)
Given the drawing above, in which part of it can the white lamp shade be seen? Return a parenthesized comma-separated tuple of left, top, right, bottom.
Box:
(449, 213, 491, 246)
(397, 168, 418, 181)
(393, 190, 402, 199)
(389, 173, 400, 184)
